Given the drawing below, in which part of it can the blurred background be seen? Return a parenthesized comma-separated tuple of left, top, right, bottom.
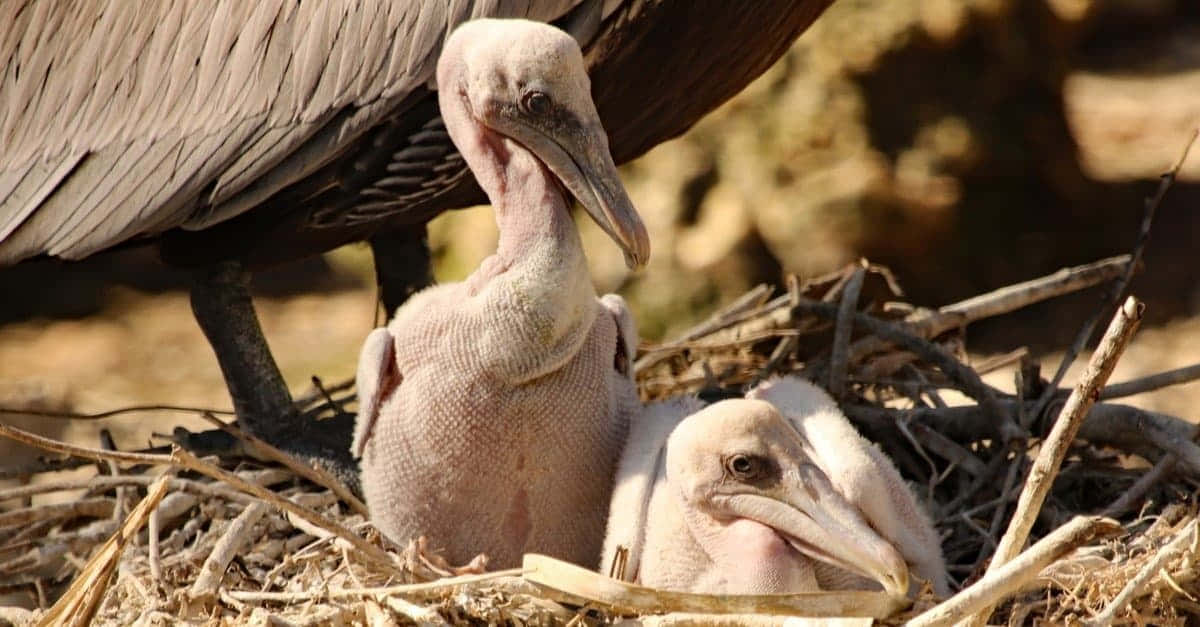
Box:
(2, 0, 1199, 457)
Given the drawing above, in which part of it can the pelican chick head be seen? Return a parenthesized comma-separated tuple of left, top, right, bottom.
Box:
(665, 398, 911, 598)
(438, 19, 650, 268)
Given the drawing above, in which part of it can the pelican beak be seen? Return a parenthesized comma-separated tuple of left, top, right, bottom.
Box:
(508, 115, 651, 269)
(725, 464, 912, 599)
(560, 127, 651, 270)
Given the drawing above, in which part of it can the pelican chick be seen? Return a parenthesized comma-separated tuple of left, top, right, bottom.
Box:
(353, 19, 645, 569)
(603, 377, 948, 597)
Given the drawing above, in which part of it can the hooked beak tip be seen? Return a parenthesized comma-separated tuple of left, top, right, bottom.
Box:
(623, 228, 651, 270)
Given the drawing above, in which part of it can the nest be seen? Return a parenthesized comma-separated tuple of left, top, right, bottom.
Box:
(1, 250, 1198, 627)
(3, 158, 1200, 626)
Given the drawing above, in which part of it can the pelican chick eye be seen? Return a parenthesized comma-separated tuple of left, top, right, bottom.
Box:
(724, 454, 760, 480)
(521, 90, 551, 115)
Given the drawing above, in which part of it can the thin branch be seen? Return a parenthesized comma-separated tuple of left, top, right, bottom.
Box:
(309, 376, 352, 421)
(224, 569, 527, 602)
(293, 377, 355, 408)
(908, 516, 1122, 627)
(844, 255, 1130, 366)
(0, 474, 279, 505)
(0, 404, 235, 421)
(828, 265, 866, 399)
(908, 421, 988, 478)
(37, 476, 171, 627)
(1031, 130, 1196, 426)
(843, 400, 1200, 478)
(1099, 363, 1200, 401)
(973, 297, 1143, 625)
(0, 423, 172, 466)
(188, 502, 270, 601)
(792, 297, 1022, 441)
(634, 284, 774, 371)
(0, 499, 114, 528)
(1103, 454, 1179, 519)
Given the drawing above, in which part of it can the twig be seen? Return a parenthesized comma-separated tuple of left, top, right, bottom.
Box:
(1104, 455, 1178, 519)
(978, 452, 1024, 564)
(0, 404, 235, 421)
(0, 499, 115, 528)
(908, 421, 987, 477)
(752, 336, 799, 386)
(293, 377, 355, 408)
(196, 413, 367, 516)
(1031, 130, 1195, 427)
(168, 447, 401, 577)
(793, 297, 1021, 441)
(844, 401, 1200, 478)
(0, 472, 284, 505)
(1137, 418, 1200, 476)
(0, 423, 172, 466)
(907, 516, 1123, 627)
(972, 348, 1030, 377)
(1099, 363, 1200, 401)
(972, 297, 1143, 625)
(634, 284, 774, 371)
(1089, 519, 1199, 626)
(0, 520, 117, 576)
(148, 488, 164, 584)
(939, 451, 1011, 520)
(522, 553, 906, 618)
(189, 502, 270, 601)
(224, 569, 527, 602)
(309, 376, 352, 421)
(938, 256, 1132, 325)
(829, 265, 866, 399)
(0, 456, 97, 480)
(843, 255, 1130, 366)
(382, 596, 452, 626)
(98, 430, 135, 526)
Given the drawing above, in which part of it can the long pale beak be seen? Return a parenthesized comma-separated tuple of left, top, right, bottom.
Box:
(514, 119, 651, 269)
(725, 464, 911, 599)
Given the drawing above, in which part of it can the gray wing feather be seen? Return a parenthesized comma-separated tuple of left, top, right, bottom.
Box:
(0, 0, 583, 265)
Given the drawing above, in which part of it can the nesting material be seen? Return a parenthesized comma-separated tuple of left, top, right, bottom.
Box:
(2, 251, 1200, 624)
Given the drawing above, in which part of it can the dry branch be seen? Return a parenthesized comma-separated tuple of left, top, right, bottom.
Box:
(0, 422, 171, 466)
(1032, 130, 1195, 428)
(971, 297, 1143, 625)
(908, 516, 1123, 627)
(521, 553, 907, 618)
(829, 265, 866, 398)
(843, 255, 1130, 366)
(188, 502, 270, 601)
(1099, 362, 1200, 400)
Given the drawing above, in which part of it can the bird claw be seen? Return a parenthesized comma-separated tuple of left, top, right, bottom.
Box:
(402, 536, 489, 579)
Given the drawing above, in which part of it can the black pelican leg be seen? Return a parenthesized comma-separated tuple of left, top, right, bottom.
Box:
(188, 260, 358, 490)
(369, 223, 435, 319)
